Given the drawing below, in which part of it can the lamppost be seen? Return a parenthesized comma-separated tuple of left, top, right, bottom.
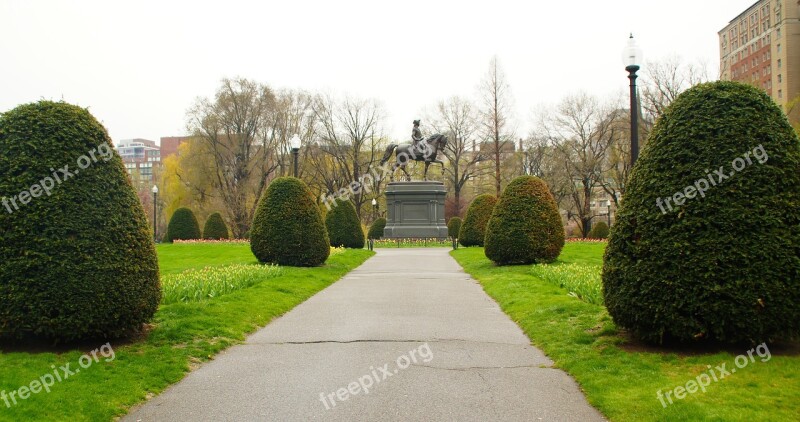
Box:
(372, 198, 378, 220)
(151, 185, 159, 242)
(290, 134, 301, 177)
(622, 34, 643, 167)
(607, 202, 612, 226)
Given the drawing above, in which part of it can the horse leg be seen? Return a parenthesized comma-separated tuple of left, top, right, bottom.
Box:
(401, 165, 411, 181)
(424, 162, 431, 181)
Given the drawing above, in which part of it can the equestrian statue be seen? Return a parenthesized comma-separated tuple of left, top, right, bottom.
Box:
(379, 119, 448, 181)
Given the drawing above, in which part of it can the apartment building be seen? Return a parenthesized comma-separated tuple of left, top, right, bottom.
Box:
(116, 138, 161, 185)
(719, 0, 800, 122)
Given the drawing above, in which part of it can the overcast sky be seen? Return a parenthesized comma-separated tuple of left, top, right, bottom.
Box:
(0, 0, 756, 144)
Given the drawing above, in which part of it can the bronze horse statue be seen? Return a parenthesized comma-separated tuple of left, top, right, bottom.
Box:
(379, 134, 448, 181)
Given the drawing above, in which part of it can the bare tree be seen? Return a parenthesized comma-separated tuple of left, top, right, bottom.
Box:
(311, 94, 387, 219)
(641, 56, 709, 124)
(186, 77, 279, 238)
(272, 89, 316, 178)
(478, 56, 515, 196)
(428, 96, 488, 217)
(535, 92, 620, 237)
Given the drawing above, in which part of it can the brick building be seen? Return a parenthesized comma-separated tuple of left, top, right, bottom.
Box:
(719, 0, 800, 122)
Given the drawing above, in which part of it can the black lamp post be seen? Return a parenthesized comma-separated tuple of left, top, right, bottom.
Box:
(290, 134, 301, 177)
(372, 198, 378, 220)
(151, 185, 159, 242)
(623, 34, 643, 167)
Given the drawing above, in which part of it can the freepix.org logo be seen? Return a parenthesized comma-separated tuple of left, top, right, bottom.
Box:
(1, 343, 116, 408)
(655, 144, 768, 215)
(1, 143, 114, 214)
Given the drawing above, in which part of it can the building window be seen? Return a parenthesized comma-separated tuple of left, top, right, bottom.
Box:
(778, 59, 782, 69)
(778, 89, 783, 99)
(778, 74, 782, 83)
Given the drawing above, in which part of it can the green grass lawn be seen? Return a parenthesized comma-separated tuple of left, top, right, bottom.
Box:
(0, 243, 373, 421)
(156, 242, 259, 275)
(452, 243, 800, 422)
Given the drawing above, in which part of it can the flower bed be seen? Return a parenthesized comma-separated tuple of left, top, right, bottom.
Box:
(161, 264, 282, 304)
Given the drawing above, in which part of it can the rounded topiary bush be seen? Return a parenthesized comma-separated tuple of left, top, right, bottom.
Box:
(368, 217, 387, 240)
(326, 199, 365, 248)
(588, 221, 609, 239)
(484, 176, 565, 265)
(459, 194, 497, 247)
(0, 101, 160, 342)
(448, 217, 462, 239)
(603, 81, 800, 344)
(203, 212, 230, 240)
(166, 207, 201, 242)
(250, 177, 330, 266)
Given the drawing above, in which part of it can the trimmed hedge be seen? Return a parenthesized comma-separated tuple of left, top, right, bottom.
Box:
(484, 176, 565, 265)
(166, 207, 201, 242)
(0, 101, 160, 342)
(448, 217, 462, 239)
(368, 217, 387, 240)
(459, 194, 497, 247)
(250, 177, 330, 266)
(326, 199, 365, 248)
(203, 212, 230, 240)
(603, 81, 800, 344)
(588, 221, 609, 239)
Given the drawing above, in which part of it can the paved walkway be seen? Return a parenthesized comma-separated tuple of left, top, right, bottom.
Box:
(124, 249, 604, 421)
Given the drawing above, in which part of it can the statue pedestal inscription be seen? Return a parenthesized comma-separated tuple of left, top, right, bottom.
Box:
(383, 181, 448, 238)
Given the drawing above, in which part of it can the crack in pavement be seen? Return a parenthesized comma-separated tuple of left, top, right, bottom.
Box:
(249, 339, 532, 346)
(411, 364, 553, 371)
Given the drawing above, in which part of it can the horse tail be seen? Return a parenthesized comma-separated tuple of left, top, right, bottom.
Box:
(380, 144, 398, 166)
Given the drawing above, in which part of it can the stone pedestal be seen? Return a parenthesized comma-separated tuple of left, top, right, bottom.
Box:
(383, 181, 448, 238)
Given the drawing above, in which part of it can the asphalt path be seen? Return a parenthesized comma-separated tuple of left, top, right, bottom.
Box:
(124, 248, 605, 421)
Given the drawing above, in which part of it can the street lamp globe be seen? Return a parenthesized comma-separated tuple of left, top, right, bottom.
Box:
(371, 198, 377, 207)
(152, 185, 159, 194)
(290, 134, 301, 151)
(622, 34, 643, 69)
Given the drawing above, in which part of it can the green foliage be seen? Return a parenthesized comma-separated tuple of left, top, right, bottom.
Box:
(588, 221, 609, 239)
(368, 217, 387, 240)
(250, 177, 330, 266)
(326, 199, 366, 248)
(0, 101, 160, 342)
(447, 217, 462, 239)
(459, 194, 497, 247)
(484, 176, 565, 265)
(167, 207, 201, 242)
(202, 212, 230, 240)
(603, 81, 800, 344)
(161, 264, 281, 304)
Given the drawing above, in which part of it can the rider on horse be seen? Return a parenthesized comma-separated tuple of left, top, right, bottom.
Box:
(412, 120, 423, 149)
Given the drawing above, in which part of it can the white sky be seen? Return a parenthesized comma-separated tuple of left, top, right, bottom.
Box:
(0, 0, 757, 143)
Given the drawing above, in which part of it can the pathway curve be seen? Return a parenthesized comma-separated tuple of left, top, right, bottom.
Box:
(124, 248, 604, 421)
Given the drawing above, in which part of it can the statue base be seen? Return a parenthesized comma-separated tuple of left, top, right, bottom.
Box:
(383, 181, 448, 238)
